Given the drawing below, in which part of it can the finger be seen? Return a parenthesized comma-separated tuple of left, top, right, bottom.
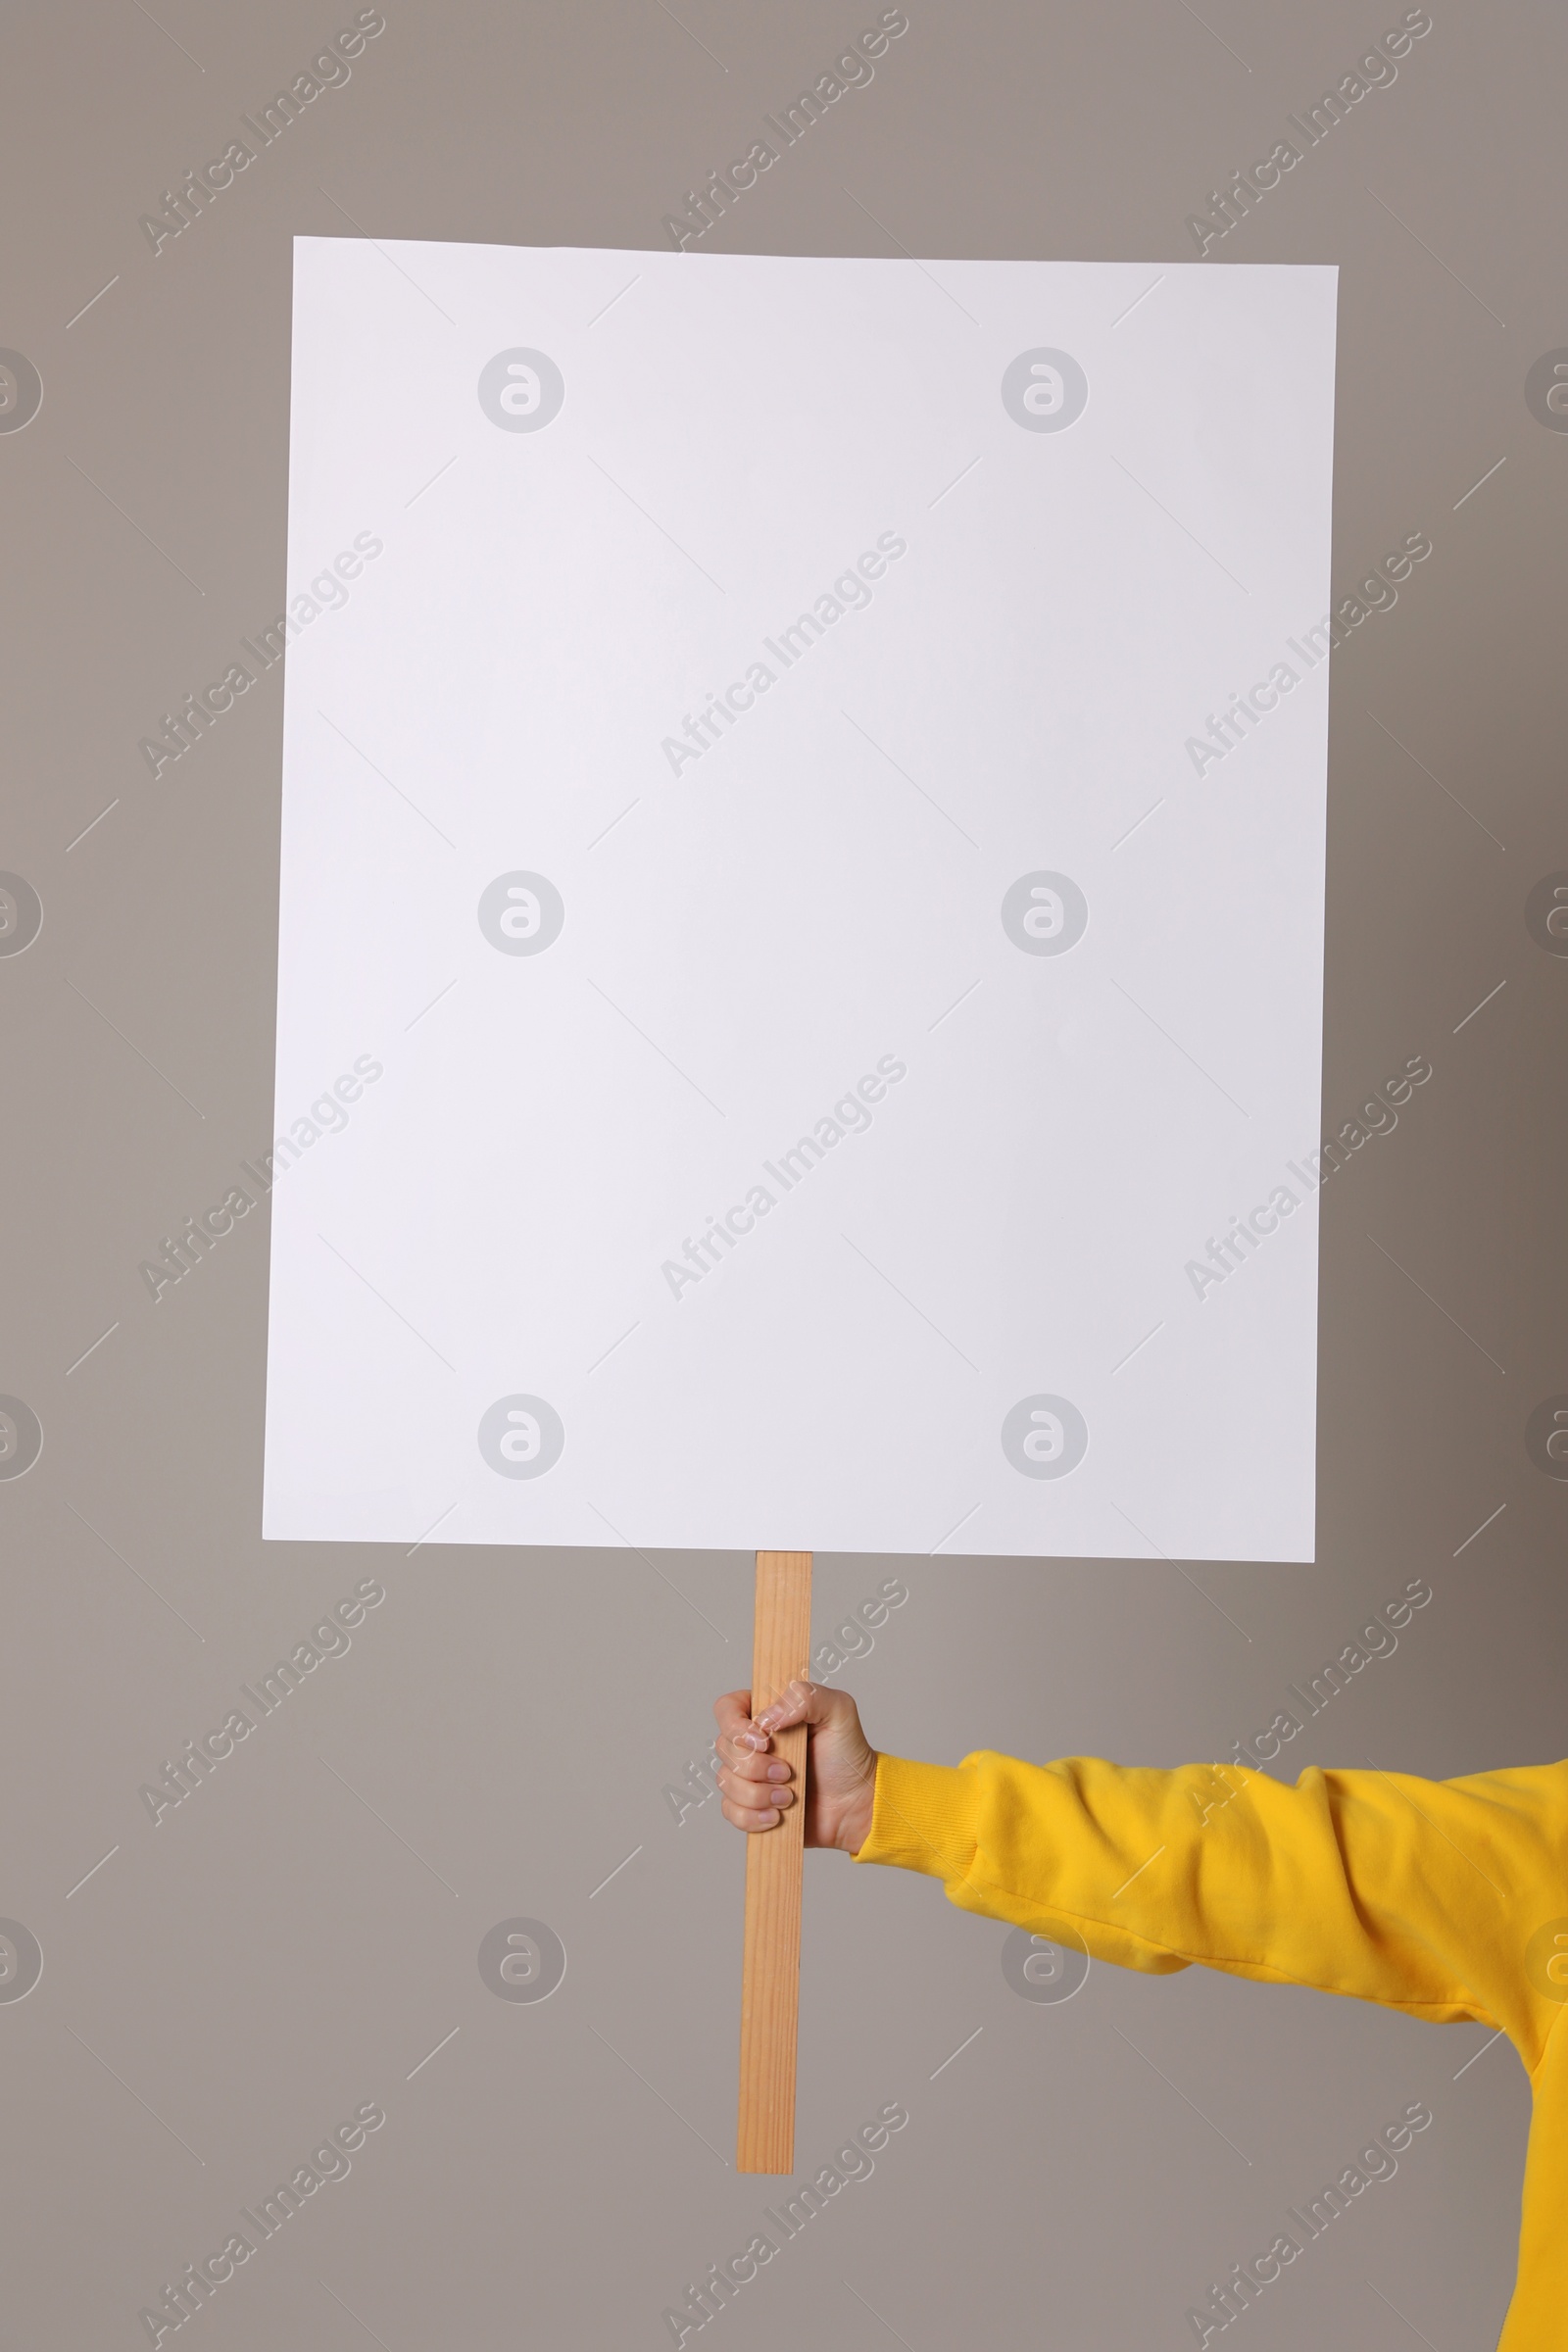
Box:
(723, 1768, 799, 1796)
(716, 1764, 794, 1802)
(713, 1689, 754, 1738)
(720, 1795, 781, 1832)
(716, 1722, 772, 1767)
(713, 1689, 772, 1764)
(717, 1749, 793, 1785)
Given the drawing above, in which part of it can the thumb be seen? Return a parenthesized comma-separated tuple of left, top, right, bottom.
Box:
(749, 1678, 843, 1737)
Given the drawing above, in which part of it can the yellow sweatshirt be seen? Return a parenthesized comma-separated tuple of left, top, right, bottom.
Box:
(855, 1747, 1568, 2349)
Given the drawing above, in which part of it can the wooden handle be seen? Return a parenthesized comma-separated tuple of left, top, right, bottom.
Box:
(736, 1548, 812, 2174)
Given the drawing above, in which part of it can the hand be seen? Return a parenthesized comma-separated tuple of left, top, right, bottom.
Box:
(712, 1681, 878, 1855)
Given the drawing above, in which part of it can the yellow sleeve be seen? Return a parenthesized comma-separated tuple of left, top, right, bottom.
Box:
(855, 1748, 1568, 2064)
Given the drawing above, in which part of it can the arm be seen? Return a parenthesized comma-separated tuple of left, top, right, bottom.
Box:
(715, 1681, 1567, 2065)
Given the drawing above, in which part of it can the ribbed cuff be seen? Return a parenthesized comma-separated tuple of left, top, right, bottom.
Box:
(852, 1754, 978, 1882)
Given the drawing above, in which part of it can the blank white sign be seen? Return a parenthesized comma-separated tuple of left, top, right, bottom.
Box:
(262, 239, 1336, 1560)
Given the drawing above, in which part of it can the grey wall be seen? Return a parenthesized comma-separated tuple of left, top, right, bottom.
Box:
(1, 1, 1563, 2345)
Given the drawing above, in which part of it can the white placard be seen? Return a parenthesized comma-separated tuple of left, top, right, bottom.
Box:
(262, 239, 1336, 1560)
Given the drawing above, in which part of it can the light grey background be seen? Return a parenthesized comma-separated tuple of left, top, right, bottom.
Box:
(0, 2, 1561, 2346)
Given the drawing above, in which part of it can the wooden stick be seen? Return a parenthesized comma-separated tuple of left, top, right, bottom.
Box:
(736, 1548, 812, 2174)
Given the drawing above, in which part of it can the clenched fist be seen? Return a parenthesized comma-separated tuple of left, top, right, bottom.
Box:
(711, 1681, 878, 1856)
